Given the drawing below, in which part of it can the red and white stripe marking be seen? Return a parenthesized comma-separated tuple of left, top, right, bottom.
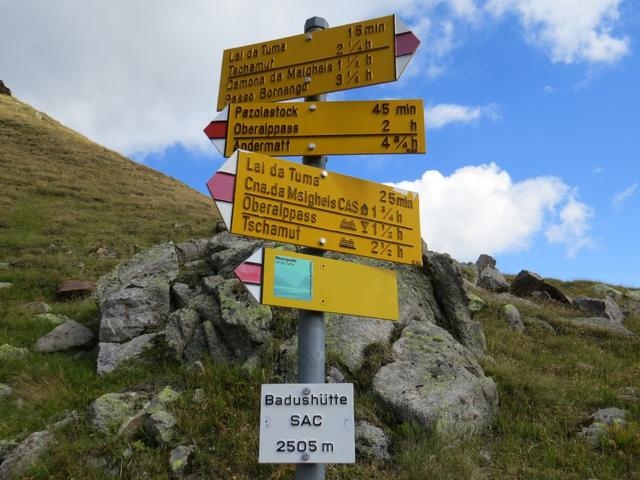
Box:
(394, 16, 420, 79)
(205, 149, 239, 229)
(233, 248, 264, 303)
(203, 106, 229, 156)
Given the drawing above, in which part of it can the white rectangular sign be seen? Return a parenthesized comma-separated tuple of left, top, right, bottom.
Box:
(259, 383, 355, 464)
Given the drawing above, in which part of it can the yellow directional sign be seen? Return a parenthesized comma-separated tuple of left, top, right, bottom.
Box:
(236, 247, 398, 320)
(207, 150, 422, 266)
(205, 100, 426, 157)
(217, 15, 420, 111)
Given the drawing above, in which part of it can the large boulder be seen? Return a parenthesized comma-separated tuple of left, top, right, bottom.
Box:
(34, 320, 94, 353)
(88, 392, 143, 434)
(510, 270, 572, 305)
(97, 242, 178, 343)
(423, 252, 486, 357)
(373, 322, 497, 438)
(574, 296, 624, 323)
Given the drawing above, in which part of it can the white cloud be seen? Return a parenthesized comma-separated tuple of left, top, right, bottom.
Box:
(426, 103, 501, 128)
(593, 167, 605, 174)
(486, 0, 629, 64)
(545, 195, 594, 257)
(389, 163, 593, 260)
(611, 182, 638, 210)
(0, 0, 472, 156)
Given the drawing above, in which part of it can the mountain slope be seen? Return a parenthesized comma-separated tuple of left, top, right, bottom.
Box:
(0, 93, 218, 298)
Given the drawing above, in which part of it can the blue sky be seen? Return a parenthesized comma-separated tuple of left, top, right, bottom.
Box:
(1, 1, 638, 286)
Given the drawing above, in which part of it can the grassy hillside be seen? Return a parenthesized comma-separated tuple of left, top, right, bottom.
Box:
(0, 94, 638, 479)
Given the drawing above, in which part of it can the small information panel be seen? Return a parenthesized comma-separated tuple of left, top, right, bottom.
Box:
(259, 383, 355, 464)
(273, 255, 313, 301)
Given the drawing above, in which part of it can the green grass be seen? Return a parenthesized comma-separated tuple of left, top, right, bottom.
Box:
(1, 94, 640, 478)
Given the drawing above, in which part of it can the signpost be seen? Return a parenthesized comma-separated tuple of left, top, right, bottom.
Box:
(205, 99, 425, 157)
(259, 383, 355, 464)
(235, 247, 398, 320)
(207, 149, 422, 266)
(205, 13, 424, 478)
(217, 15, 420, 111)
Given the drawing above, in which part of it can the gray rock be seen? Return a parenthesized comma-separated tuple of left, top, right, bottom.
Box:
(208, 232, 260, 276)
(182, 323, 209, 363)
(214, 278, 272, 360)
(510, 270, 572, 305)
(97, 333, 158, 375)
(620, 290, 640, 316)
(574, 296, 624, 323)
(0, 383, 12, 399)
(97, 242, 178, 342)
(202, 320, 229, 362)
(98, 282, 171, 343)
(165, 308, 199, 360)
(467, 293, 486, 314)
(35, 320, 95, 353)
(176, 239, 209, 263)
(477, 266, 509, 292)
(23, 302, 51, 313)
(522, 316, 556, 334)
(423, 252, 486, 357)
(202, 275, 225, 295)
(188, 293, 220, 324)
(475, 254, 496, 273)
(373, 321, 497, 438)
(355, 421, 390, 462)
(0, 440, 18, 463)
(0, 282, 12, 290)
(326, 366, 345, 384)
(0, 344, 28, 360)
(118, 411, 148, 439)
(580, 407, 627, 448)
(0, 431, 54, 480)
(566, 317, 635, 337)
(593, 284, 622, 300)
(149, 386, 181, 413)
(88, 392, 140, 433)
(169, 444, 196, 478)
(35, 313, 69, 325)
(144, 410, 177, 444)
(192, 388, 206, 403)
(171, 283, 194, 310)
(500, 304, 524, 332)
(326, 313, 395, 372)
(192, 361, 206, 376)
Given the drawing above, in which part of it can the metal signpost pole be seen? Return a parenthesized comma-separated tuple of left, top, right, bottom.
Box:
(295, 15, 329, 480)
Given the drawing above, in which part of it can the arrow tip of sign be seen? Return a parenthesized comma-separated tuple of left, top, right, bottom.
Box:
(395, 16, 411, 35)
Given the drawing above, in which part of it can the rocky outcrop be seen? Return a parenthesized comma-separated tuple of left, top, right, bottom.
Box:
(94, 233, 497, 439)
(574, 296, 624, 323)
(373, 322, 497, 437)
(510, 270, 572, 305)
